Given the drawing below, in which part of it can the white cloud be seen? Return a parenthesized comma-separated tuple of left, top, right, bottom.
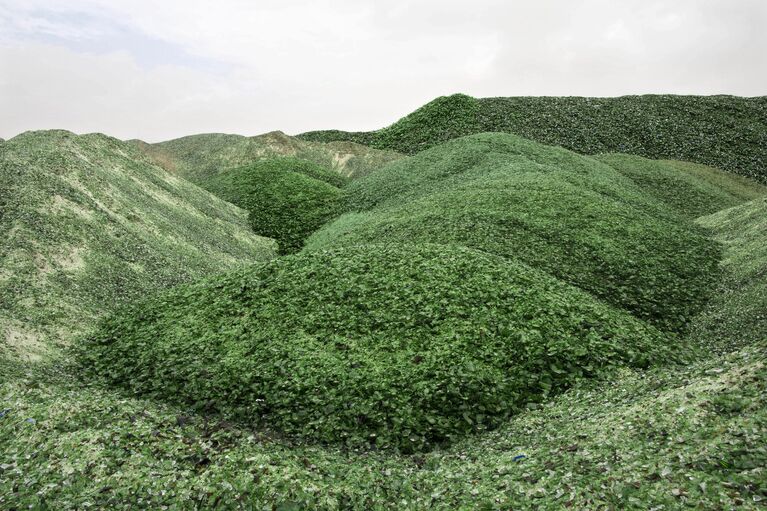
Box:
(0, 0, 765, 142)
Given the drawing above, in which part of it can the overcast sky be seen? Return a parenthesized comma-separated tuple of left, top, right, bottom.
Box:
(1, 0, 765, 142)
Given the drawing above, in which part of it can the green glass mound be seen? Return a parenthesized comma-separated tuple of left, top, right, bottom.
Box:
(0, 130, 276, 362)
(307, 133, 722, 332)
(202, 157, 346, 254)
(79, 244, 681, 451)
(299, 93, 767, 182)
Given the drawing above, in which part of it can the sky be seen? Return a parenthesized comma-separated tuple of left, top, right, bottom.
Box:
(1, 0, 765, 142)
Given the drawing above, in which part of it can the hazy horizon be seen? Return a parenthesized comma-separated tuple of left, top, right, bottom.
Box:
(2, 0, 766, 143)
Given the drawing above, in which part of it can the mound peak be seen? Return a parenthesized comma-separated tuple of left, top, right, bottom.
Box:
(299, 94, 767, 182)
(134, 130, 402, 184)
